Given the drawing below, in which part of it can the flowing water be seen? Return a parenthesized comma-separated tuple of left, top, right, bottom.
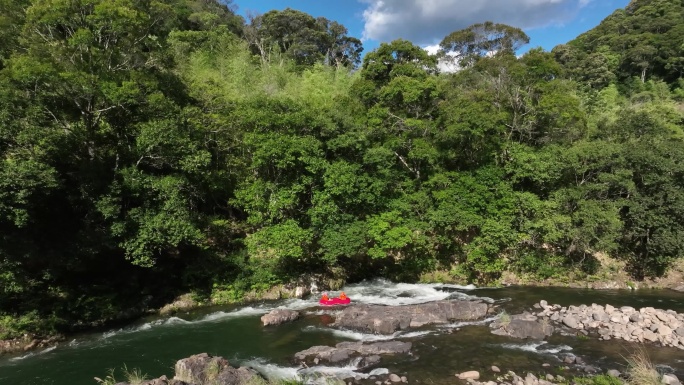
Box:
(1, 280, 684, 385)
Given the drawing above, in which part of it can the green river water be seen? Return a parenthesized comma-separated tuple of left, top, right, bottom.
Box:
(1, 280, 684, 385)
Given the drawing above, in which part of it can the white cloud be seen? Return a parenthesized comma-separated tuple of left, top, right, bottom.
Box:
(360, 0, 588, 46)
(423, 44, 460, 73)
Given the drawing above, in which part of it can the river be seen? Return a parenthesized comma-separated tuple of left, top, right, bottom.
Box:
(1, 280, 684, 385)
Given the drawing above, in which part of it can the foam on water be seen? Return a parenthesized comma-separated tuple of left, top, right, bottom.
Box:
(100, 305, 269, 340)
(441, 313, 502, 328)
(242, 358, 301, 381)
(497, 341, 573, 355)
(303, 326, 432, 341)
(199, 306, 270, 322)
(304, 309, 342, 316)
(9, 345, 57, 362)
(243, 357, 392, 384)
(335, 279, 483, 306)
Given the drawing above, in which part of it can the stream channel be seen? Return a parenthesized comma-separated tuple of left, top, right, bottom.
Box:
(2, 280, 684, 385)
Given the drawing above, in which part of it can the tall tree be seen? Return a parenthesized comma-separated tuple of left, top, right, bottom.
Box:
(440, 22, 529, 68)
(245, 8, 362, 68)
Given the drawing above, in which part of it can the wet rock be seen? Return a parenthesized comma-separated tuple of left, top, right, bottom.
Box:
(662, 374, 681, 385)
(489, 312, 554, 340)
(294, 341, 411, 366)
(174, 353, 259, 385)
(334, 300, 489, 334)
(456, 370, 480, 380)
(260, 309, 299, 326)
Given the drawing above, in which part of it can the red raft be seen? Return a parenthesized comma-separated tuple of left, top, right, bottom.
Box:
(319, 297, 351, 306)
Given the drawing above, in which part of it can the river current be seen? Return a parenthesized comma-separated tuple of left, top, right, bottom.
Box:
(2, 280, 684, 385)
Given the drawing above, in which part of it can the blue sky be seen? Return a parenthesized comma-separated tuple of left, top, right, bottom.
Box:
(232, 0, 630, 55)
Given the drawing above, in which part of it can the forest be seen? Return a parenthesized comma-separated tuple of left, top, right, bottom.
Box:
(0, 0, 683, 339)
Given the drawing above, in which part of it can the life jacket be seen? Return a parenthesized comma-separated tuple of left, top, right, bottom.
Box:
(339, 292, 347, 300)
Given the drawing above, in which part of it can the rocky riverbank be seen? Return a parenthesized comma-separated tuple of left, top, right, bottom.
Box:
(524, 300, 684, 349)
(0, 334, 64, 356)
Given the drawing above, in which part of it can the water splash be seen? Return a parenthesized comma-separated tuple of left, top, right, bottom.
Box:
(497, 341, 573, 355)
(9, 345, 57, 361)
(243, 357, 393, 384)
(337, 279, 485, 306)
(303, 325, 432, 341)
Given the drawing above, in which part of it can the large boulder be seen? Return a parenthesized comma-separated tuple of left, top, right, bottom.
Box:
(294, 341, 412, 367)
(490, 312, 554, 340)
(333, 300, 489, 334)
(174, 353, 260, 385)
(261, 309, 300, 326)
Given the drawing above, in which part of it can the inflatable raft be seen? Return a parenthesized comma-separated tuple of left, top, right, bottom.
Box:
(319, 297, 351, 306)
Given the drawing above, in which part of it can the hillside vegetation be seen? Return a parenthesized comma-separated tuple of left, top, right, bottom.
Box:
(0, 0, 683, 338)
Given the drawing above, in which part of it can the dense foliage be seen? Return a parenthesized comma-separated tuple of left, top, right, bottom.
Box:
(0, 0, 683, 338)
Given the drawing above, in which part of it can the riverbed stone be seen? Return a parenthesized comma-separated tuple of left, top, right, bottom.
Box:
(562, 315, 580, 329)
(260, 309, 299, 326)
(457, 371, 479, 380)
(389, 374, 401, 382)
(294, 341, 411, 366)
(174, 353, 259, 385)
(662, 374, 681, 385)
(490, 312, 554, 340)
(658, 325, 673, 336)
(334, 300, 489, 334)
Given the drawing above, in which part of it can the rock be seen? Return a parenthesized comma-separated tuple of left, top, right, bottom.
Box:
(401, 376, 407, 383)
(659, 325, 673, 336)
(334, 300, 489, 334)
(492, 313, 554, 340)
(562, 315, 580, 329)
(662, 374, 681, 385)
(389, 374, 401, 382)
(644, 330, 659, 342)
(491, 366, 501, 373)
(607, 369, 621, 378)
(657, 312, 671, 323)
(676, 327, 684, 337)
(546, 374, 554, 381)
(261, 309, 299, 326)
(593, 312, 610, 323)
(457, 371, 480, 380)
(294, 341, 411, 366)
(174, 353, 259, 385)
(539, 300, 549, 309)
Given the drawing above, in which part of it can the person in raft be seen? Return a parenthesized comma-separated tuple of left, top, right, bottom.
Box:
(339, 292, 347, 300)
(321, 292, 329, 301)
